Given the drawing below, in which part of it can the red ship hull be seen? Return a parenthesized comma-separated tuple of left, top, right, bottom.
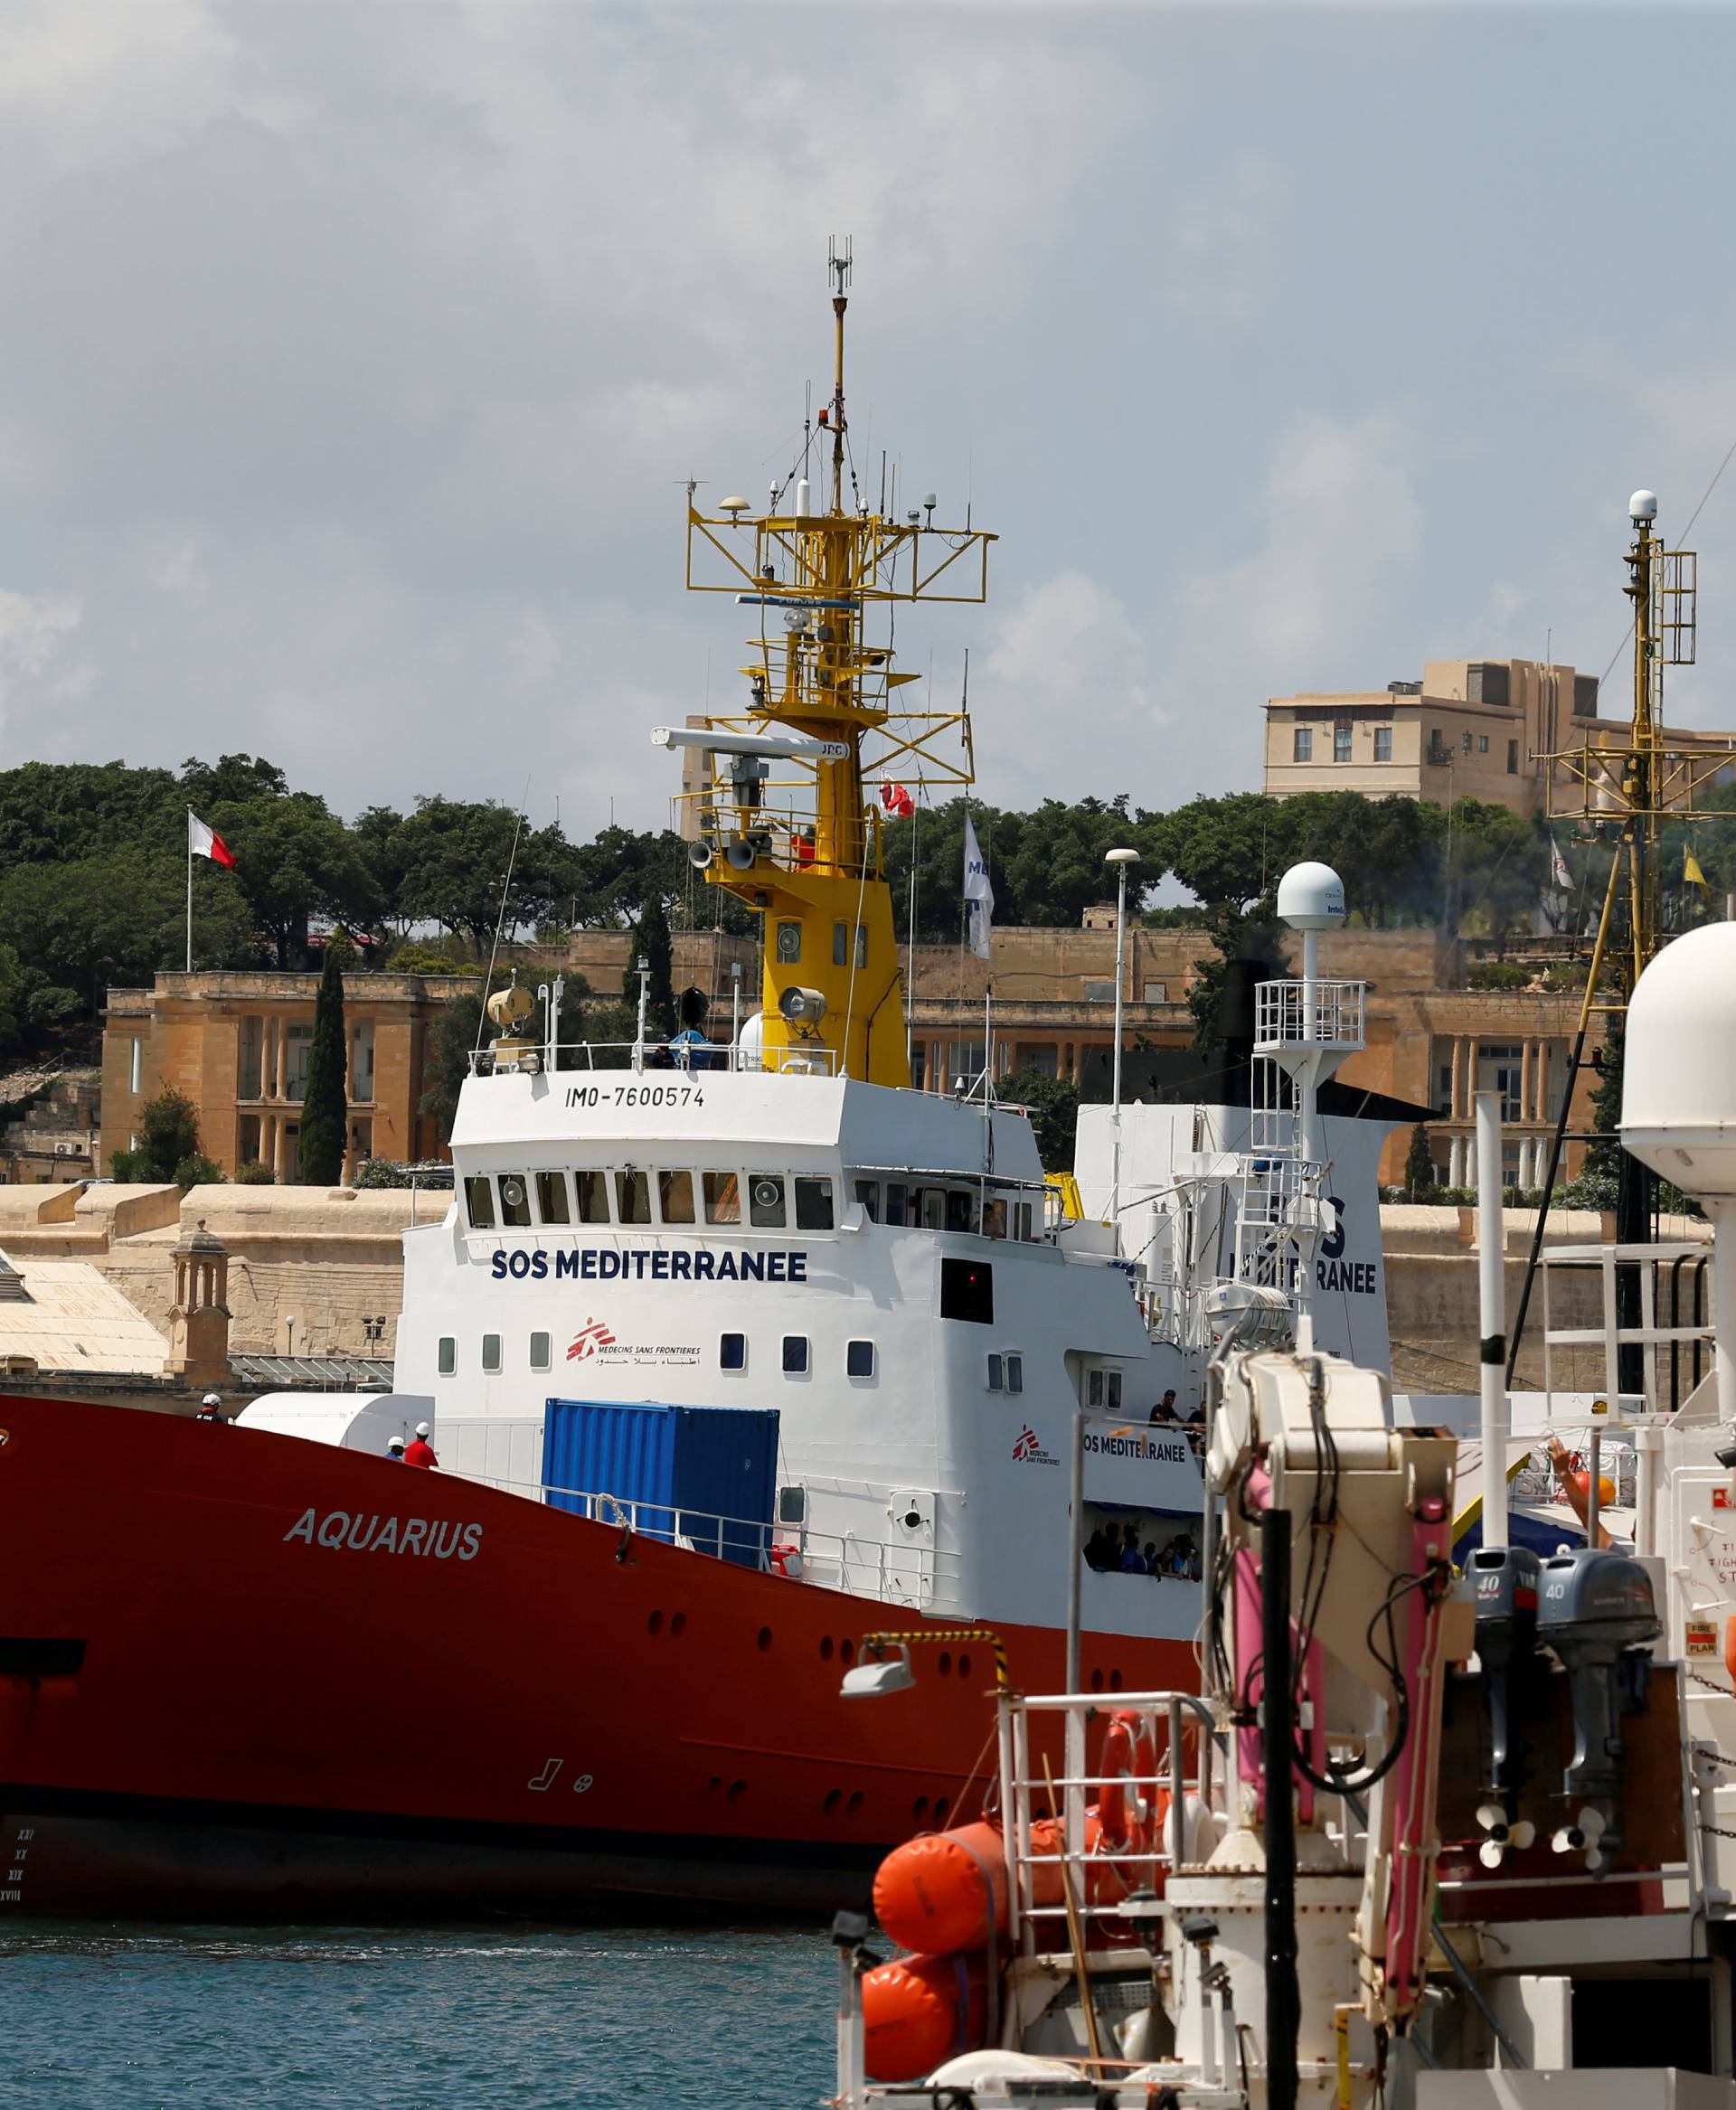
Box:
(0, 1397, 1193, 1918)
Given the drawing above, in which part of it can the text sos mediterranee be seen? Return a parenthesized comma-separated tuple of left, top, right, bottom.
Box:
(490, 1248, 808, 1283)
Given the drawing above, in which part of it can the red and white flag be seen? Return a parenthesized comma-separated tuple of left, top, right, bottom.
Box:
(879, 782, 915, 818)
(187, 810, 236, 870)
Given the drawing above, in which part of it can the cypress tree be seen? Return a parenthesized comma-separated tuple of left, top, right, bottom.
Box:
(297, 933, 351, 1186)
(622, 894, 677, 1039)
(1402, 1123, 1434, 1201)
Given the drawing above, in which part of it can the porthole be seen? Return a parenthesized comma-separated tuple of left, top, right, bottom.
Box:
(819, 1635, 835, 1662)
(912, 1796, 929, 1823)
(648, 1610, 665, 1636)
(824, 1789, 843, 1814)
(1090, 1667, 1104, 1693)
(1109, 1668, 1123, 1692)
(958, 1653, 972, 1681)
(727, 1778, 747, 1801)
(671, 1612, 688, 1638)
(937, 1652, 953, 1677)
(933, 1796, 950, 1825)
(839, 1638, 855, 1665)
(846, 1791, 863, 1814)
(757, 1626, 772, 1653)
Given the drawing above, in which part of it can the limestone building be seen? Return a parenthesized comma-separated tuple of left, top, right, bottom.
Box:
(1262, 655, 1736, 816)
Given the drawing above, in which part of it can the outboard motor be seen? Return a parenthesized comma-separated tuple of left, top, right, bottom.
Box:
(1537, 1546, 1661, 1870)
(1468, 1544, 1543, 1866)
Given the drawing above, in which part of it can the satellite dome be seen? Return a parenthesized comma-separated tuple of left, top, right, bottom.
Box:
(1630, 489, 1658, 523)
(1276, 861, 1346, 931)
(1621, 924, 1736, 1196)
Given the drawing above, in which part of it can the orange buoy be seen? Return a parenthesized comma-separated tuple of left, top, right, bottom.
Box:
(862, 1951, 988, 2082)
(873, 1814, 1093, 1954)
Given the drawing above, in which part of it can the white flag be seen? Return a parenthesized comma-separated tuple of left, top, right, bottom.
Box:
(1549, 834, 1571, 890)
(963, 813, 994, 961)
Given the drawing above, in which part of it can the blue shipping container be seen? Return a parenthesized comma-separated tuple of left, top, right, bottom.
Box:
(542, 1399, 779, 1568)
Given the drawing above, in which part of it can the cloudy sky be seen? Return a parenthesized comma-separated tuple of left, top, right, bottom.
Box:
(4, 1, 1736, 839)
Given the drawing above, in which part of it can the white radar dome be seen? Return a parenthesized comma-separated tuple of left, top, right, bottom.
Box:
(1276, 861, 1346, 931)
(736, 1008, 766, 1069)
(1630, 489, 1658, 522)
(1621, 924, 1736, 1197)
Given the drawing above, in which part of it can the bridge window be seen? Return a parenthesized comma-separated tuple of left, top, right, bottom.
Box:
(1005, 1353, 1024, 1394)
(782, 1334, 809, 1374)
(945, 1190, 976, 1235)
(749, 1175, 787, 1229)
(498, 1175, 532, 1229)
(794, 1176, 835, 1230)
(576, 1170, 610, 1224)
(703, 1173, 741, 1225)
(482, 1333, 502, 1375)
(438, 1336, 456, 1376)
(658, 1170, 696, 1224)
(987, 1352, 1004, 1391)
(534, 1172, 571, 1225)
(883, 1182, 910, 1227)
(854, 1180, 880, 1221)
(846, 1340, 875, 1379)
(919, 1188, 947, 1231)
(615, 1170, 652, 1224)
(530, 1332, 551, 1373)
(464, 1177, 495, 1230)
(721, 1332, 746, 1371)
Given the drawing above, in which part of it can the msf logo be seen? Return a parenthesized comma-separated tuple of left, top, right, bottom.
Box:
(567, 1319, 617, 1363)
(1012, 1424, 1059, 1468)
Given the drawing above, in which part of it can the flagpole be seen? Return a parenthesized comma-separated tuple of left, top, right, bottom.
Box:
(185, 808, 193, 973)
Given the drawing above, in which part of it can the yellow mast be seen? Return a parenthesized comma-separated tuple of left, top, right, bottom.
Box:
(675, 246, 995, 1087)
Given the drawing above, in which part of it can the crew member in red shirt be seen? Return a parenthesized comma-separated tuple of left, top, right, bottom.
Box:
(403, 1421, 439, 1470)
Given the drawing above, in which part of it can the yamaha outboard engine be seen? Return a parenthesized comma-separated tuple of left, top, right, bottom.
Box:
(1537, 1545, 1661, 1870)
(1468, 1544, 1543, 1866)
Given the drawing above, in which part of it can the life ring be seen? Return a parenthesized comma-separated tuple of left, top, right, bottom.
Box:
(1097, 1708, 1157, 1861)
(768, 1543, 804, 1580)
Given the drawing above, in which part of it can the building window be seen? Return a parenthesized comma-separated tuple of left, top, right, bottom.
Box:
(575, 1170, 610, 1223)
(530, 1332, 551, 1373)
(721, 1332, 746, 1371)
(615, 1170, 652, 1224)
(1141, 981, 1167, 1003)
(658, 1170, 696, 1224)
(482, 1333, 502, 1375)
(351, 1020, 375, 1103)
(1477, 735, 1489, 754)
(498, 1175, 532, 1229)
(846, 1340, 875, 1379)
(237, 1023, 261, 1098)
(1507, 739, 1519, 774)
(749, 1175, 787, 1229)
(1333, 722, 1352, 763)
(910, 1045, 927, 1090)
(1293, 726, 1313, 762)
(782, 1334, 809, 1374)
(438, 1336, 456, 1376)
(1462, 730, 1474, 754)
(948, 1039, 987, 1078)
(1373, 727, 1392, 763)
(464, 1176, 495, 1230)
(1013, 1042, 1058, 1077)
(1081, 981, 1114, 1004)
(794, 1176, 835, 1230)
(286, 1023, 314, 1102)
(535, 1172, 571, 1225)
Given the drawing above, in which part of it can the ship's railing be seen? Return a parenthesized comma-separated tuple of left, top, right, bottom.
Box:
(466, 1472, 964, 1609)
(1253, 975, 1365, 1054)
(1002, 1689, 1225, 1951)
(467, 1039, 838, 1079)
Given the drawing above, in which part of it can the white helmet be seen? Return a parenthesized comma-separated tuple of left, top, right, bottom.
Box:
(387, 1435, 405, 1452)
(416, 1421, 431, 1437)
(203, 1392, 222, 1407)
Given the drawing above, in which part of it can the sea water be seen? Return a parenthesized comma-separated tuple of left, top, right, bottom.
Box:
(0, 1923, 834, 2110)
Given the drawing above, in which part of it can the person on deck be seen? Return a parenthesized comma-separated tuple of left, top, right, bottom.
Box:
(386, 1436, 406, 1463)
(195, 1393, 226, 1422)
(1148, 1389, 1180, 1426)
(404, 1422, 439, 1470)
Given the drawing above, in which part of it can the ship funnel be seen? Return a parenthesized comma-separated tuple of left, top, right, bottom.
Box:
(725, 839, 758, 871)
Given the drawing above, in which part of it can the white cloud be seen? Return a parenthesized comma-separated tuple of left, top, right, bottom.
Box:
(1157, 154, 1294, 328)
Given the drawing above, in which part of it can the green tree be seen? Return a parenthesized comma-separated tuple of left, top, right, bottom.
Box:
(297, 937, 351, 1185)
(420, 992, 485, 1144)
(1188, 900, 1287, 1051)
(396, 796, 538, 949)
(112, 1087, 202, 1183)
(1000, 1065, 1080, 1173)
(1402, 1123, 1435, 1200)
(1000, 797, 1146, 927)
(203, 792, 382, 968)
(1153, 792, 1288, 913)
(1446, 799, 1546, 953)
(624, 894, 677, 1038)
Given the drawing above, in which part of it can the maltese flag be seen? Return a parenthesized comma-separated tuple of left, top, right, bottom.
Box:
(879, 782, 915, 818)
(187, 810, 236, 869)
